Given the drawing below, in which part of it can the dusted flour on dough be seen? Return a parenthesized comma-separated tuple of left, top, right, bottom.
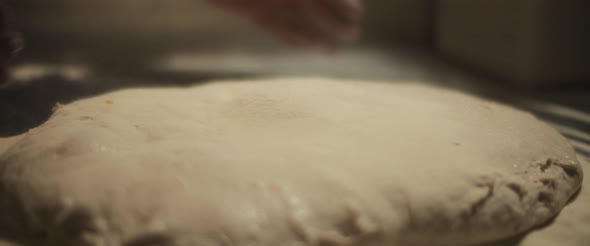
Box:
(0, 78, 583, 246)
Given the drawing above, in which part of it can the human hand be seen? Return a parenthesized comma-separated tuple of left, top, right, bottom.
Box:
(208, 0, 363, 48)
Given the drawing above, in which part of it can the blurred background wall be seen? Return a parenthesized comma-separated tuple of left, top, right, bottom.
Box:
(4, 0, 433, 77)
(4, 0, 589, 86)
(7, 0, 433, 55)
(9, 0, 434, 44)
(435, 0, 590, 85)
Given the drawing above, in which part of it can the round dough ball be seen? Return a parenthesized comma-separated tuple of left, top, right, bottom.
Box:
(0, 78, 583, 246)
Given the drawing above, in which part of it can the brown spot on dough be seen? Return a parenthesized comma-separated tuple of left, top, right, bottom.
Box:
(55, 145, 68, 156)
(539, 178, 557, 189)
(52, 208, 101, 240)
(538, 159, 553, 172)
(533, 158, 579, 178)
(507, 183, 526, 200)
(554, 162, 580, 178)
(468, 186, 493, 217)
(537, 191, 554, 205)
(338, 204, 380, 239)
(105, 100, 114, 105)
(125, 232, 175, 246)
(465, 177, 495, 218)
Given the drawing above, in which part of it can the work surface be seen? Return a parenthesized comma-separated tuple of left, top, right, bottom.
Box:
(0, 48, 589, 245)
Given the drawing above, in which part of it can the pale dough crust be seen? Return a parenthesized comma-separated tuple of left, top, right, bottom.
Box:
(0, 78, 583, 246)
(485, 159, 588, 246)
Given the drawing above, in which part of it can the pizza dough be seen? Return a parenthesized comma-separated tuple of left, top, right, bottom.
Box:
(500, 158, 588, 246)
(0, 78, 583, 246)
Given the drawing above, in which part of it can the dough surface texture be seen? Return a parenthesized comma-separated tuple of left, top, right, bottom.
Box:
(0, 78, 583, 246)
